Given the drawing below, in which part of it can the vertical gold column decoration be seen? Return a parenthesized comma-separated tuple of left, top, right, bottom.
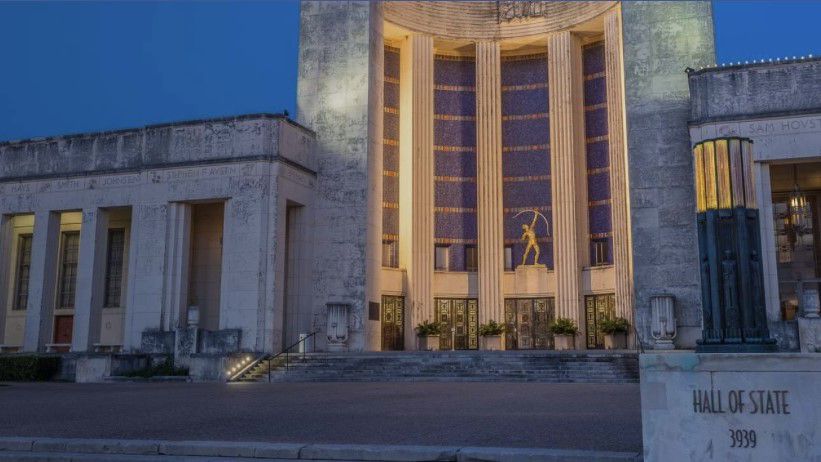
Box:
(604, 8, 634, 322)
(475, 41, 505, 327)
(548, 31, 587, 330)
(405, 34, 435, 349)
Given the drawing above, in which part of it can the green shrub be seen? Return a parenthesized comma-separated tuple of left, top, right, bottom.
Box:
(479, 320, 505, 336)
(549, 317, 579, 336)
(122, 356, 188, 378)
(0, 356, 60, 381)
(599, 317, 630, 334)
(416, 320, 442, 336)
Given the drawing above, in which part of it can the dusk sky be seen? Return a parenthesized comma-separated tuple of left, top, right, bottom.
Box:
(1, 1, 819, 142)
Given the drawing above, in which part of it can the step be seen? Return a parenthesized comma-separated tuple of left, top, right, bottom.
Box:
(234, 351, 639, 383)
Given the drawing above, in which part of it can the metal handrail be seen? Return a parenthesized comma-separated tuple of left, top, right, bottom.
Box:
(266, 331, 320, 383)
(227, 331, 320, 383)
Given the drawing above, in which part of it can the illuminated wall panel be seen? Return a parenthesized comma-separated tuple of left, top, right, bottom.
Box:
(434, 55, 477, 271)
(583, 42, 612, 266)
(382, 46, 400, 266)
(501, 54, 553, 269)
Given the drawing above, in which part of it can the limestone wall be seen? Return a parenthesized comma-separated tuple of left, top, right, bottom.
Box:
(622, 2, 716, 348)
(0, 114, 315, 181)
(689, 58, 821, 123)
(296, 1, 383, 351)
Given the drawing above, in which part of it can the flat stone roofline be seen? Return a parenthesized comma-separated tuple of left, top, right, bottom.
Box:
(687, 56, 821, 124)
(0, 113, 316, 181)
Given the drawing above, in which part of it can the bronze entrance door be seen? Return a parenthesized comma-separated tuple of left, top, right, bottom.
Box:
(504, 298, 554, 349)
(584, 294, 616, 349)
(381, 295, 404, 351)
(435, 298, 478, 350)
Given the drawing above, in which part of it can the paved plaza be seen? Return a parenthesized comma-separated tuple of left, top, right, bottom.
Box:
(0, 382, 641, 453)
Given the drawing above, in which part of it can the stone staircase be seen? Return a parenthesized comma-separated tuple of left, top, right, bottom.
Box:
(233, 351, 639, 383)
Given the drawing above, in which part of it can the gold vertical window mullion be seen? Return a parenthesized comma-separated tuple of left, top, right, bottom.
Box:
(715, 139, 732, 209)
(728, 138, 745, 208)
(704, 141, 718, 210)
(693, 143, 706, 212)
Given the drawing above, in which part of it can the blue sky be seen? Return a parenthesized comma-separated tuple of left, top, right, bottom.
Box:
(0, 1, 819, 142)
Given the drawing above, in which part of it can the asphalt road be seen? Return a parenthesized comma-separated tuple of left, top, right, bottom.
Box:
(0, 382, 641, 452)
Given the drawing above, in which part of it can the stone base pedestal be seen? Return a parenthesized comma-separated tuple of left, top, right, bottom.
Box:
(640, 352, 821, 462)
(797, 317, 821, 353)
(417, 335, 439, 352)
(481, 335, 502, 351)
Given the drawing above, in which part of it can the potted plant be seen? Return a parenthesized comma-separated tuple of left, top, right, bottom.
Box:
(599, 317, 630, 350)
(416, 320, 441, 351)
(479, 320, 505, 351)
(549, 317, 578, 350)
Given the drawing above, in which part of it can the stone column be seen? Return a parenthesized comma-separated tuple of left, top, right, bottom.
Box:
(404, 34, 435, 350)
(71, 208, 109, 352)
(475, 41, 505, 326)
(548, 31, 588, 332)
(0, 215, 12, 344)
(604, 9, 634, 323)
(162, 202, 191, 331)
(122, 203, 168, 352)
(755, 163, 781, 324)
(22, 211, 60, 352)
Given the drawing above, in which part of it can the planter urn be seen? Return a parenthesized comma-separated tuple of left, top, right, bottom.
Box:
(604, 332, 628, 350)
(418, 335, 440, 351)
(554, 334, 575, 351)
(481, 335, 502, 351)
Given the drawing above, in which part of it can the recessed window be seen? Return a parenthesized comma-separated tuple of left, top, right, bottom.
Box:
(464, 245, 478, 272)
(434, 245, 450, 271)
(57, 231, 80, 309)
(104, 229, 126, 308)
(504, 245, 514, 271)
(13, 234, 33, 311)
(591, 238, 610, 267)
(382, 239, 398, 268)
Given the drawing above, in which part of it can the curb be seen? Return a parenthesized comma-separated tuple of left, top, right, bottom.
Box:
(0, 437, 642, 461)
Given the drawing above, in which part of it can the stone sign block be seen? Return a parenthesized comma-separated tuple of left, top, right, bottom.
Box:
(640, 353, 820, 461)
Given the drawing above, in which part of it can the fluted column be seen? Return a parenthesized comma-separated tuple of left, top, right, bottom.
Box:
(604, 9, 634, 323)
(548, 31, 587, 330)
(475, 41, 505, 327)
(405, 34, 435, 349)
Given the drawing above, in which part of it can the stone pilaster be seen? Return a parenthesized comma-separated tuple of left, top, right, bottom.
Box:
(0, 215, 11, 343)
(405, 34, 434, 349)
(162, 202, 191, 331)
(604, 8, 634, 322)
(548, 31, 587, 329)
(475, 41, 505, 326)
(71, 208, 109, 352)
(22, 211, 60, 352)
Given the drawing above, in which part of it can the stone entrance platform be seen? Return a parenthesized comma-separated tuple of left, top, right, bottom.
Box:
(235, 350, 639, 383)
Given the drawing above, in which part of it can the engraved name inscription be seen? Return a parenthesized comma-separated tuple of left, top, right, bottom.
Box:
(498, 1, 548, 22)
(692, 389, 791, 415)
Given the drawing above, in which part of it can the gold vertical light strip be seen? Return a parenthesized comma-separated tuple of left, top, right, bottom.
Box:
(715, 139, 732, 209)
(693, 143, 706, 212)
(703, 141, 718, 210)
(742, 139, 757, 209)
(728, 138, 745, 208)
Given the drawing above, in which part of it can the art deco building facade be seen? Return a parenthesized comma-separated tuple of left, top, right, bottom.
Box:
(0, 2, 724, 365)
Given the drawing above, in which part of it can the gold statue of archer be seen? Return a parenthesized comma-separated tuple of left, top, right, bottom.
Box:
(515, 209, 550, 267)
